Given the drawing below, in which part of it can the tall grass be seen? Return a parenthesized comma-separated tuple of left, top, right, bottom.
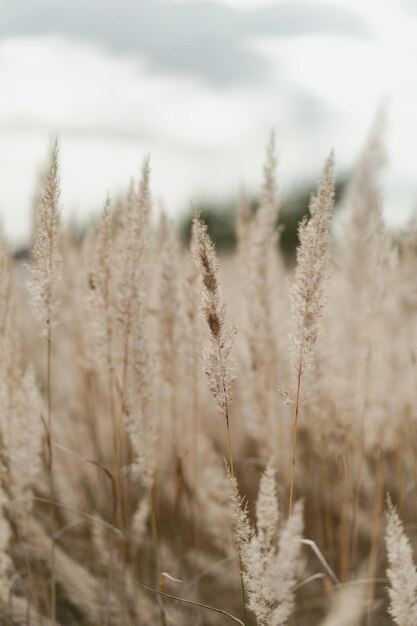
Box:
(0, 129, 415, 625)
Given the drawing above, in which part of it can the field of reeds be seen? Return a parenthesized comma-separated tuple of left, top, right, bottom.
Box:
(1, 123, 417, 626)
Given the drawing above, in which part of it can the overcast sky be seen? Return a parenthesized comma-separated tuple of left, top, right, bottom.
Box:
(1, 0, 417, 244)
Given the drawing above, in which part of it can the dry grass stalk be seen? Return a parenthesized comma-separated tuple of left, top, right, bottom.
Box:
(110, 158, 152, 543)
(28, 139, 62, 445)
(230, 461, 304, 626)
(385, 498, 417, 625)
(157, 215, 180, 458)
(288, 152, 335, 516)
(27, 139, 62, 624)
(241, 134, 282, 451)
(192, 212, 237, 472)
(28, 139, 62, 342)
(89, 195, 116, 410)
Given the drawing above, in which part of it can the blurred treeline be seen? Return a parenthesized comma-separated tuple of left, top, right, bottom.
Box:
(180, 176, 348, 263)
(14, 175, 348, 262)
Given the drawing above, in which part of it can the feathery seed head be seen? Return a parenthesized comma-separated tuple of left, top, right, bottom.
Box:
(192, 213, 236, 415)
(256, 459, 279, 556)
(267, 500, 304, 625)
(28, 139, 62, 339)
(227, 466, 253, 551)
(290, 152, 335, 376)
(385, 498, 417, 625)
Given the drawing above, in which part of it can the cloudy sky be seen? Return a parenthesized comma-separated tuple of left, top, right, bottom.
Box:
(0, 0, 416, 244)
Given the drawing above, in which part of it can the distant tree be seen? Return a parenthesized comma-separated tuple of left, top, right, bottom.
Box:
(180, 199, 237, 252)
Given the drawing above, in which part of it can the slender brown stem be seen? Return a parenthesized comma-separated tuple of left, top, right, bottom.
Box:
(104, 297, 121, 538)
(340, 440, 352, 581)
(113, 317, 134, 555)
(47, 332, 52, 439)
(46, 329, 56, 626)
(351, 343, 372, 569)
(225, 406, 234, 478)
(113, 414, 125, 555)
(367, 451, 385, 624)
(51, 545, 56, 626)
(149, 484, 166, 626)
(46, 331, 54, 488)
(135, 578, 245, 625)
(224, 400, 248, 626)
(323, 446, 335, 566)
(289, 368, 302, 517)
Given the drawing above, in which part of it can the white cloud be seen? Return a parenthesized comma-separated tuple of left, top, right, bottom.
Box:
(0, 0, 417, 244)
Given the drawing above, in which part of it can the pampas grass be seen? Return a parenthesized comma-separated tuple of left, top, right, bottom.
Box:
(0, 131, 416, 626)
(192, 211, 237, 473)
(238, 460, 304, 626)
(385, 499, 417, 625)
(288, 152, 335, 515)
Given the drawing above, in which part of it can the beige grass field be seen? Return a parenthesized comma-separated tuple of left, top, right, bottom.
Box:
(0, 126, 416, 626)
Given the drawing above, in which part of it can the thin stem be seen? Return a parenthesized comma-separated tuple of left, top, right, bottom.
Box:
(224, 400, 248, 626)
(351, 342, 372, 568)
(46, 330, 54, 489)
(289, 368, 302, 517)
(107, 357, 125, 556)
(323, 448, 335, 560)
(51, 544, 56, 626)
(149, 484, 166, 626)
(54, 442, 118, 524)
(340, 438, 353, 581)
(367, 452, 385, 624)
(18, 496, 124, 539)
(46, 328, 56, 626)
(225, 404, 234, 478)
(236, 548, 248, 626)
(47, 331, 52, 439)
(113, 416, 125, 555)
(135, 578, 245, 625)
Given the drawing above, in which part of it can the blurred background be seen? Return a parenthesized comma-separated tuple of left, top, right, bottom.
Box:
(0, 0, 416, 248)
